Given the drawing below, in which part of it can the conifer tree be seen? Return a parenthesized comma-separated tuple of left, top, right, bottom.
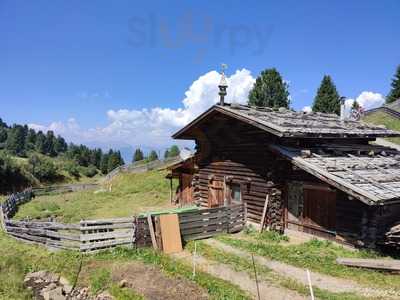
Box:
(312, 75, 341, 115)
(25, 129, 37, 151)
(0, 118, 7, 128)
(100, 153, 109, 174)
(387, 65, 400, 104)
(133, 148, 144, 162)
(248, 68, 290, 108)
(35, 131, 46, 154)
(44, 131, 56, 157)
(54, 135, 67, 154)
(168, 145, 180, 157)
(6, 125, 26, 156)
(148, 150, 158, 162)
(164, 149, 170, 159)
(0, 128, 7, 144)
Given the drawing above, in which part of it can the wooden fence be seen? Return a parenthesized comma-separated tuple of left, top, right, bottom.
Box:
(104, 155, 181, 181)
(33, 183, 99, 196)
(179, 204, 246, 241)
(0, 189, 246, 252)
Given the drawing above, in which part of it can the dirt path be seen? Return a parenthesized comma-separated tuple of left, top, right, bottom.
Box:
(174, 251, 307, 300)
(205, 239, 399, 299)
(111, 262, 209, 300)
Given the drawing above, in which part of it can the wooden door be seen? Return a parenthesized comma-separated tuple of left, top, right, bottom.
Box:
(208, 179, 225, 208)
(303, 188, 336, 231)
(181, 173, 193, 205)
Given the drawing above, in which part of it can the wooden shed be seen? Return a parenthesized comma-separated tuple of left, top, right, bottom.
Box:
(166, 154, 197, 206)
(172, 102, 400, 248)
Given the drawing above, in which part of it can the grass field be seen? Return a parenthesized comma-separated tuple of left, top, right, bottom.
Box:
(1, 170, 250, 299)
(218, 230, 400, 291)
(363, 111, 400, 144)
(14, 170, 177, 222)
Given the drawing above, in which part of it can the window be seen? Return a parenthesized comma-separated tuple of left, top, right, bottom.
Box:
(230, 183, 242, 203)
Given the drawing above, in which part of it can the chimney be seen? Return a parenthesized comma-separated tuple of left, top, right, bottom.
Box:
(218, 64, 228, 105)
(340, 96, 346, 121)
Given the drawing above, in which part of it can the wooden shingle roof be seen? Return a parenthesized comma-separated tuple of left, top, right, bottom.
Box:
(270, 143, 400, 205)
(173, 104, 400, 139)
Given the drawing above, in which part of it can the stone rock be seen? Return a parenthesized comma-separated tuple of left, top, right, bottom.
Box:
(30, 270, 47, 278)
(42, 283, 57, 292)
(59, 276, 70, 286)
(34, 278, 44, 284)
(43, 287, 65, 300)
(96, 291, 114, 300)
(44, 273, 60, 283)
(118, 279, 128, 288)
(63, 284, 73, 294)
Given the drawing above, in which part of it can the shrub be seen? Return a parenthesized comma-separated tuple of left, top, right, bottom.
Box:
(0, 152, 30, 193)
(82, 165, 98, 178)
(28, 154, 58, 181)
(64, 161, 80, 178)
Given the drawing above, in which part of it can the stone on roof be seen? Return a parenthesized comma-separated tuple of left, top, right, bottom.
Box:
(271, 143, 400, 205)
(222, 104, 400, 138)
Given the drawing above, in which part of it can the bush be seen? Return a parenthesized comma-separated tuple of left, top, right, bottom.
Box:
(82, 165, 98, 178)
(0, 152, 30, 193)
(64, 162, 80, 178)
(28, 154, 58, 181)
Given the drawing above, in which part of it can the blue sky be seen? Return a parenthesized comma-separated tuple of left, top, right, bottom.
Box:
(1, 0, 400, 154)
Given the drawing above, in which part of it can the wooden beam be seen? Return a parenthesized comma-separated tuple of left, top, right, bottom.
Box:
(336, 258, 400, 272)
(259, 195, 269, 232)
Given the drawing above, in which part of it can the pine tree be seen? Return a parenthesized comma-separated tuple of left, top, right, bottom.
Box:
(312, 75, 341, 115)
(248, 68, 290, 108)
(148, 150, 158, 162)
(164, 149, 170, 159)
(100, 153, 109, 174)
(352, 100, 360, 110)
(168, 145, 180, 157)
(25, 129, 37, 151)
(35, 131, 46, 154)
(133, 148, 144, 162)
(54, 135, 67, 154)
(387, 65, 400, 104)
(0, 128, 7, 143)
(6, 125, 26, 156)
(107, 150, 122, 172)
(44, 131, 56, 157)
(0, 118, 7, 128)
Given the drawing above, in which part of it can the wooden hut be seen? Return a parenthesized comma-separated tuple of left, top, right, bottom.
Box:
(166, 154, 196, 205)
(172, 96, 400, 248)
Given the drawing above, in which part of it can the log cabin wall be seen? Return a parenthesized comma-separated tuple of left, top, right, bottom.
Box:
(192, 116, 285, 226)
(362, 203, 400, 248)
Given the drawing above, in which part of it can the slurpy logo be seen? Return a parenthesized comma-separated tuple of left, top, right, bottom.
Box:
(128, 11, 273, 63)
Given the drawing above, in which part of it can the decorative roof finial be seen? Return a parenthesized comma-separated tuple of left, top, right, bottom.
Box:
(218, 64, 228, 106)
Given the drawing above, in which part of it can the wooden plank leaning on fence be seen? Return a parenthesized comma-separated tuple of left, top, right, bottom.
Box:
(260, 194, 270, 232)
(147, 214, 158, 250)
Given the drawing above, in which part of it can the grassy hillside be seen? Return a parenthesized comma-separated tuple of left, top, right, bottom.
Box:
(363, 111, 400, 144)
(14, 170, 177, 222)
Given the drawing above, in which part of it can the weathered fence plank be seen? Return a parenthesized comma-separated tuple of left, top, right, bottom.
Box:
(1, 189, 245, 252)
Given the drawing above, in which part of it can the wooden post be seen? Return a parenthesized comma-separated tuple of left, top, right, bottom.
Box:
(147, 214, 158, 250)
(260, 194, 270, 232)
(0, 205, 5, 231)
(170, 177, 173, 204)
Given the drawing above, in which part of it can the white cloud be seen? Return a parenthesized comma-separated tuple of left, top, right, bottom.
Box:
(302, 106, 312, 113)
(344, 91, 385, 117)
(29, 69, 255, 149)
